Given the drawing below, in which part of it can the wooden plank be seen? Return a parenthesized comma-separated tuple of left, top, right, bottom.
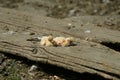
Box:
(0, 7, 120, 80)
(0, 7, 120, 43)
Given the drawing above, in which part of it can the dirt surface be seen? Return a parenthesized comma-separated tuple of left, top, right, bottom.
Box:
(0, 0, 120, 17)
(0, 0, 120, 31)
(0, 0, 120, 80)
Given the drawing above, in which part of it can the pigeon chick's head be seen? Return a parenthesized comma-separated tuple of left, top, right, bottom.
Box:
(48, 35, 53, 41)
(66, 37, 74, 42)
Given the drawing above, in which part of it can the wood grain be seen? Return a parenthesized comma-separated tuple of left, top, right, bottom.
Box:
(0, 7, 120, 80)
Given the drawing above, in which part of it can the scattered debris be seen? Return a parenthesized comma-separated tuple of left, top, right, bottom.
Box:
(85, 37, 91, 41)
(102, 0, 110, 4)
(68, 23, 72, 26)
(84, 30, 91, 34)
(0, 54, 5, 65)
(28, 65, 38, 76)
(50, 75, 61, 80)
(84, 30, 92, 41)
(68, 9, 76, 16)
(2, 31, 15, 35)
(37, 37, 42, 40)
(28, 65, 38, 72)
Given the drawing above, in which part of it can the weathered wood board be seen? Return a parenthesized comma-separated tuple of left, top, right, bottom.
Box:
(0, 8, 120, 80)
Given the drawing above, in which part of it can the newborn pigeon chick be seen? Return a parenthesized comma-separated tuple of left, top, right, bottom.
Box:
(40, 35, 53, 46)
(52, 37, 74, 47)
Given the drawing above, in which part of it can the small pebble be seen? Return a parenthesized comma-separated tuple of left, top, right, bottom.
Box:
(68, 9, 76, 16)
(28, 65, 38, 72)
(28, 65, 38, 76)
(37, 37, 42, 40)
(102, 0, 110, 4)
(7, 31, 15, 34)
(68, 23, 72, 26)
(85, 37, 93, 41)
(2, 31, 15, 35)
(58, 5, 62, 8)
(84, 30, 91, 34)
(50, 75, 60, 80)
(53, 75, 60, 80)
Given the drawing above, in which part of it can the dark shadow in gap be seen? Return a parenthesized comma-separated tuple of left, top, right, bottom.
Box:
(101, 42, 120, 52)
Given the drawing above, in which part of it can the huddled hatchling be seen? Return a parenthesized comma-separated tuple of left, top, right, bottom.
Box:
(40, 35, 74, 47)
